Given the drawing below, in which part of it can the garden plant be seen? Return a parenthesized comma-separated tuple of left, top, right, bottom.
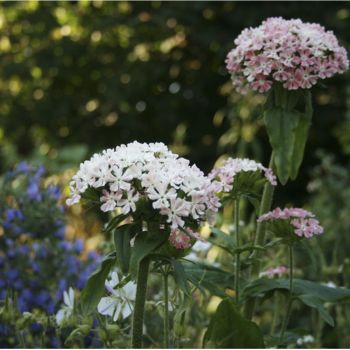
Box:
(62, 16, 350, 349)
(1, 8, 350, 350)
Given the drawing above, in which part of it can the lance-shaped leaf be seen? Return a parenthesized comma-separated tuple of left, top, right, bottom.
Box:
(264, 107, 299, 185)
(263, 85, 313, 185)
(243, 278, 350, 302)
(129, 233, 168, 277)
(203, 299, 265, 348)
(80, 252, 117, 314)
(113, 224, 137, 275)
(298, 294, 334, 326)
(170, 258, 191, 295)
(290, 90, 313, 180)
(183, 261, 235, 297)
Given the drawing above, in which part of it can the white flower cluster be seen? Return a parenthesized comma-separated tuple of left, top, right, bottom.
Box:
(209, 158, 277, 193)
(66, 142, 220, 231)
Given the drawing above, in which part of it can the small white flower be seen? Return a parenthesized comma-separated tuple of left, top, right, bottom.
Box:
(100, 190, 122, 212)
(192, 240, 212, 253)
(109, 166, 134, 192)
(147, 182, 177, 209)
(117, 191, 139, 214)
(97, 272, 137, 321)
(56, 287, 74, 326)
(161, 198, 190, 229)
(296, 335, 315, 346)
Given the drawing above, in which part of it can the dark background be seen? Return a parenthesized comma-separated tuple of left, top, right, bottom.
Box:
(1, 1, 349, 205)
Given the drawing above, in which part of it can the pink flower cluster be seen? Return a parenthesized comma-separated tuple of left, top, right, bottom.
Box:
(258, 207, 324, 239)
(209, 158, 277, 193)
(259, 266, 289, 279)
(226, 17, 349, 94)
(168, 228, 204, 250)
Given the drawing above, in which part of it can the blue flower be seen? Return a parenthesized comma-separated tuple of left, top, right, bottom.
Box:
(47, 185, 61, 200)
(13, 279, 23, 290)
(5, 268, 19, 281)
(50, 336, 60, 348)
(15, 161, 30, 173)
(5, 208, 24, 221)
(27, 182, 42, 201)
(30, 261, 41, 273)
(54, 227, 65, 239)
(21, 288, 33, 300)
(0, 323, 10, 336)
(74, 239, 84, 253)
(35, 165, 45, 178)
(17, 244, 29, 255)
(59, 241, 72, 251)
(35, 290, 50, 305)
(30, 322, 43, 333)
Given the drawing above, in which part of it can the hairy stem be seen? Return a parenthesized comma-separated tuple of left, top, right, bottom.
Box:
(131, 258, 150, 349)
(244, 153, 275, 319)
(235, 197, 241, 305)
(163, 272, 169, 348)
(278, 244, 294, 346)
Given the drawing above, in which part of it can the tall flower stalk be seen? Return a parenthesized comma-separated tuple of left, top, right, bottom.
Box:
(132, 258, 150, 348)
(234, 197, 241, 305)
(278, 244, 294, 345)
(163, 271, 170, 348)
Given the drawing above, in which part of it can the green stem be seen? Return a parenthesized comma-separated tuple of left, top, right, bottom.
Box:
(131, 257, 150, 349)
(278, 244, 294, 346)
(270, 292, 280, 336)
(244, 153, 275, 319)
(235, 197, 241, 305)
(163, 272, 169, 348)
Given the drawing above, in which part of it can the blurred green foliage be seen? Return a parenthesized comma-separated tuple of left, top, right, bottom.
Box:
(0, 2, 349, 187)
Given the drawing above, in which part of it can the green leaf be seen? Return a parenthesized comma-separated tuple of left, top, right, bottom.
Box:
(183, 262, 235, 297)
(298, 294, 334, 326)
(113, 224, 137, 275)
(230, 171, 266, 199)
(243, 278, 350, 303)
(263, 85, 313, 184)
(203, 299, 265, 348)
(81, 186, 100, 202)
(170, 259, 191, 295)
(104, 214, 128, 234)
(208, 228, 236, 255)
(80, 252, 117, 315)
(129, 233, 167, 277)
(264, 107, 299, 185)
(289, 90, 313, 180)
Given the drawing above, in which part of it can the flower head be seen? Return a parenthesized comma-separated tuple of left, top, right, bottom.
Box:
(66, 142, 220, 248)
(209, 157, 277, 195)
(258, 207, 324, 239)
(226, 17, 349, 94)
